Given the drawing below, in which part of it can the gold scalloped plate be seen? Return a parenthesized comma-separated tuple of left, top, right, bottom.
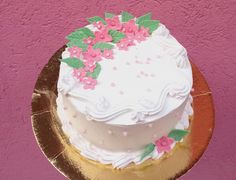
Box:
(31, 46, 214, 180)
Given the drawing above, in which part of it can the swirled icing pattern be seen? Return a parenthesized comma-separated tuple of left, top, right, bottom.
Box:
(58, 24, 192, 125)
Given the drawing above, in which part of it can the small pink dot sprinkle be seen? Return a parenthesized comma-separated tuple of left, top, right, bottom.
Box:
(123, 131, 128, 136)
(140, 71, 144, 75)
(147, 57, 151, 61)
(135, 60, 140, 64)
(113, 66, 117, 70)
(191, 88, 195, 92)
(111, 82, 116, 87)
(119, 91, 124, 95)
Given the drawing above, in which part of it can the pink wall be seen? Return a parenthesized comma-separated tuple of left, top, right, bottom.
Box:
(0, 0, 235, 179)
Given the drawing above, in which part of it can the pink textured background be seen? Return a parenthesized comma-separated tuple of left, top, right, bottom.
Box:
(0, 0, 236, 179)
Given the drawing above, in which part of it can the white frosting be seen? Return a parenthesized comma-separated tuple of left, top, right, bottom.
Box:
(57, 95, 192, 169)
(58, 24, 192, 125)
(56, 23, 193, 168)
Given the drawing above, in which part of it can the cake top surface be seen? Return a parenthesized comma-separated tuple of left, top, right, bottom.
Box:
(58, 12, 193, 125)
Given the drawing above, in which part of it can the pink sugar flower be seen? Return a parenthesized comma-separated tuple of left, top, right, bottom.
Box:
(73, 68, 87, 81)
(117, 38, 130, 51)
(125, 35, 136, 46)
(122, 19, 138, 35)
(83, 46, 102, 62)
(155, 136, 174, 153)
(102, 49, 114, 59)
(94, 30, 112, 43)
(139, 27, 150, 37)
(68, 46, 82, 58)
(83, 59, 96, 72)
(93, 21, 105, 30)
(105, 16, 122, 30)
(135, 27, 150, 42)
(81, 76, 97, 90)
(83, 37, 95, 46)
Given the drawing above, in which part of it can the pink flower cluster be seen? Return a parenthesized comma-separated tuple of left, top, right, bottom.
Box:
(68, 15, 150, 90)
(117, 20, 149, 50)
(93, 16, 150, 51)
(68, 46, 113, 90)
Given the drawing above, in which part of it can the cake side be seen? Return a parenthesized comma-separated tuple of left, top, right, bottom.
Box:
(57, 92, 189, 151)
(57, 94, 193, 169)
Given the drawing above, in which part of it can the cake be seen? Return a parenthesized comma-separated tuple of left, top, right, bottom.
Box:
(56, 11, 193, 170)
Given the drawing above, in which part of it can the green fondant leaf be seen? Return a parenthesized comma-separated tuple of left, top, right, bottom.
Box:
(93, 42, 114, 51)
(105, 12, 115, 18)
(61, 58, 84, 69)
(66, 30, 88, 41)
(138, 20, 160, 33)
(66, 40, 88, 51)
(140, 143, 155, 161)
(168, 129, 189, 141)
(121, 11, 134, 22)
(87, 16, 106, 25)
(108, 30, 125, 43)
(67, 28, 94, 42)
(136, 13, 152, 24)
(76, 27, 95, 38)
(86, 63, 101, 79)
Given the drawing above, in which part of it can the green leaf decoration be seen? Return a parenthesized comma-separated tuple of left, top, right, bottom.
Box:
(66, 41, 88, 51)
(76, 27, 95, 38)
(138, 20, 160, 33)
(105, 12, 115, 18)
(66, 30, 88, 42)
(121, 11, 134, 22)
(108, 30, 125, 43)
(61, 58, 84, 69)
(140, 143, 155, 161)
(87, 16, 106, 25)
(93, 42, 114, 51)
(168, 129, 189, 141)
(136, 13, 152, 24)
(86, 63, 101, 79)
(67, 27, 94, 42)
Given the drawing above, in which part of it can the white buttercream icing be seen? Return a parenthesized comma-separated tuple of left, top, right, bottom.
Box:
(56, 22, 193, 168)
(57, 95, 192, 169)
(58, 24, 192, 125)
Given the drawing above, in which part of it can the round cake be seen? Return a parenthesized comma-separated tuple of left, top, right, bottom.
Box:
(56, 12, 193, 170)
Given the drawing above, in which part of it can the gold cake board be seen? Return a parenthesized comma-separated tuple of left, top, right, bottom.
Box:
(31, 46, 214, 180)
